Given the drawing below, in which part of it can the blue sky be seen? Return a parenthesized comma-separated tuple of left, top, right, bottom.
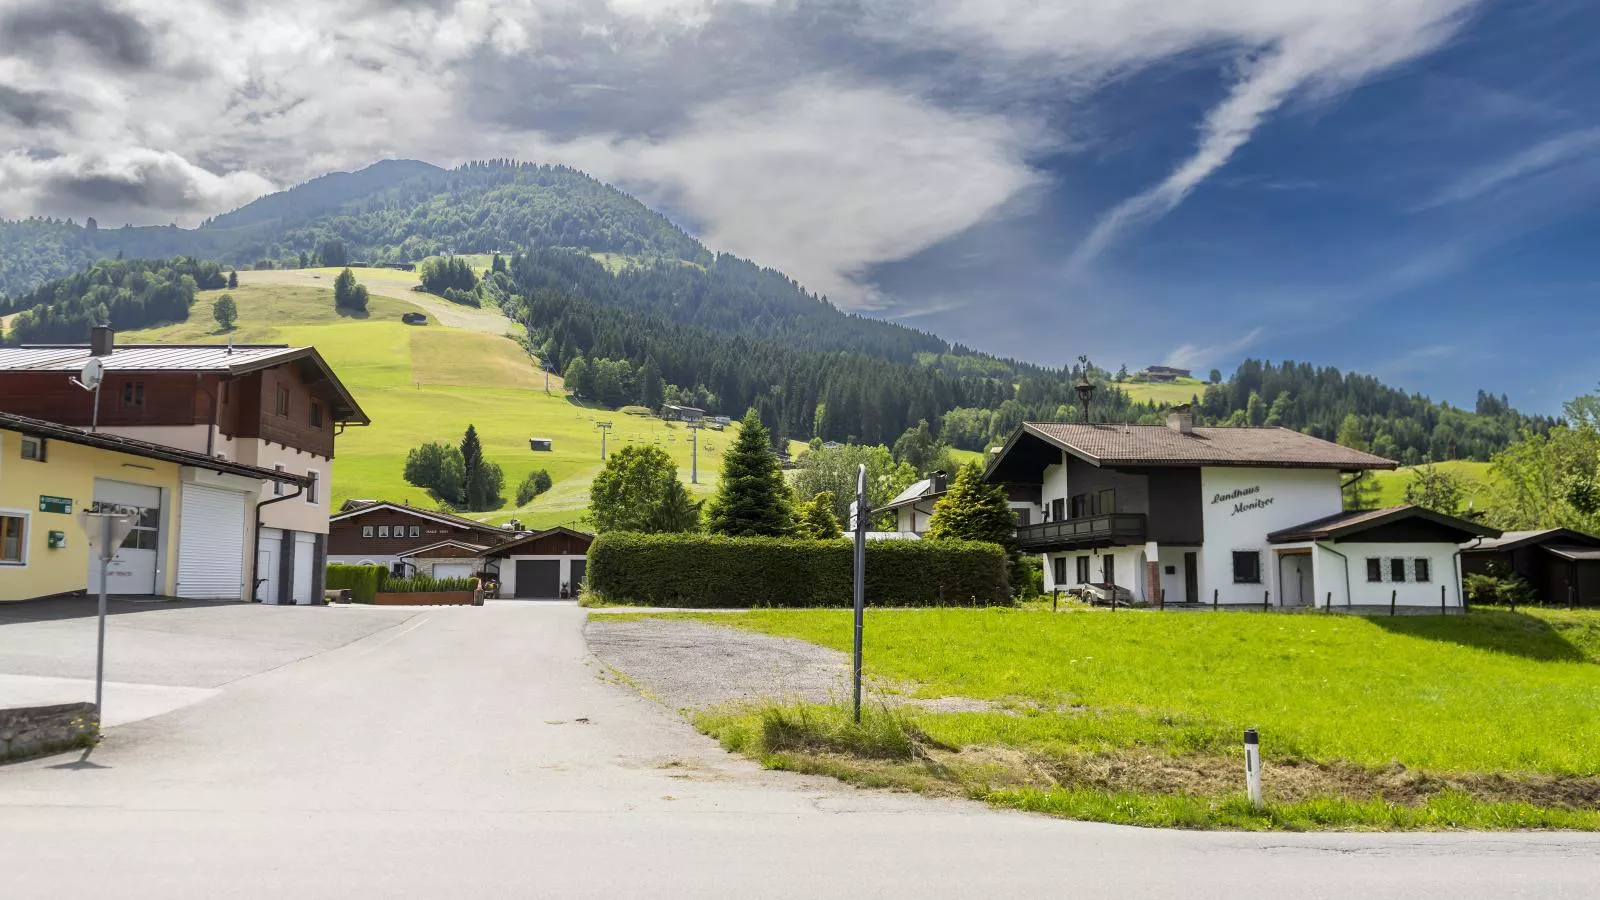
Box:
(2, 0, 1596, 412)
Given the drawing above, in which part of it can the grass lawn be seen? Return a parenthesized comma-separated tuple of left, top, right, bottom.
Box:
(1113, 377, 1209, 407)
(120, 272, 769, 530)
(676, 607, 1600, 830)
(1374, 460, 1496, 507)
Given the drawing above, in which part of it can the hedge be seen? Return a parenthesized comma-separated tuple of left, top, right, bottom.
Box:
(382, 574, 478, 593)
(326, 564, 387, 604)
(586, 533, 1010, 607)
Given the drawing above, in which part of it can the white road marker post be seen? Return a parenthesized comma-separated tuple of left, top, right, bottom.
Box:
(1244, 727, 1263, 809)
(852, 463, 868, 724)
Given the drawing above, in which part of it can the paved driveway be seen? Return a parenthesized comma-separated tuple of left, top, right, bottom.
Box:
(2, 601, 1596, 899)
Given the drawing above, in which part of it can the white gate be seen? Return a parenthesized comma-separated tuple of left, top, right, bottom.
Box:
(176, 484, 246, 600)
(88, 479, 161, 595)
(257, 528, 281, 604)
(291, 532, 316, 605)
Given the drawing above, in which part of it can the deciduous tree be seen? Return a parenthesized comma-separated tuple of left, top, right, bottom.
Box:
(212, 293, 237, 331)
(590, 445, 699, 533)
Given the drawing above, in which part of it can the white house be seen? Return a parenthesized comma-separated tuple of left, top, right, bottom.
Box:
(984, 407, 1497, 611)
(878, 472, 949, 535)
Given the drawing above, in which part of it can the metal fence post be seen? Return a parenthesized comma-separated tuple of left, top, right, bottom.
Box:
(1390, 589, 1397, 617)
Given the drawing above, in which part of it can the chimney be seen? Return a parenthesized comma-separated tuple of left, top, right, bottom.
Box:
(1166, 404, 1194, 435)
(89, 326, 115, 357)
(929, 470, 948, 493)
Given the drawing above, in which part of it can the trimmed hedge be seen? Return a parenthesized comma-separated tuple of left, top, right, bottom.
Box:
(587, 533, 1010, 607)
(382, 574, 477, 593)
(326, 564, 387, 604)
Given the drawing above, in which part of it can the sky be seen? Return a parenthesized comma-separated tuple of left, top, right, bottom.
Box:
(2, 0, 1598, 413)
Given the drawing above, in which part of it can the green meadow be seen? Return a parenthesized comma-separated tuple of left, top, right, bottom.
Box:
(1112, 376, 1209, 407)
(1372, 460, 1496, 508)
(121, 271, 764, 529)
(674, 606, 1600, 830)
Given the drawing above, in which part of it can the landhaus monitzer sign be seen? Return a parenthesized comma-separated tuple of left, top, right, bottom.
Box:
(1211, 486, 1275, 517)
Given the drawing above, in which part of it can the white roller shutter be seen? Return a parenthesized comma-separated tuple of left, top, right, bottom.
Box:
(177, 484, 247, 600)
(431, 562, 473, 580)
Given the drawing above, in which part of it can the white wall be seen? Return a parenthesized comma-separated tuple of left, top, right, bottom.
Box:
(1316, 541, 1462, 610)
(237, 440, 331, 534)
(328, 553, 400, 567)
(1040, 455, 1068, 517)
(1199, 467, 1342, 605)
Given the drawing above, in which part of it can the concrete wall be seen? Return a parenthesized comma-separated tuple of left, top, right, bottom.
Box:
(1316, 541, 1463, 610)
(1200, 467, 1342, 605)
(235, 440, 331, 535)
(1, 429, 183, 601)
(0, 702, 98, 761)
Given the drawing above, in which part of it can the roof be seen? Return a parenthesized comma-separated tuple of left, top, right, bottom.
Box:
(401, 539, 489, 557)
(879, 478, 944, 513)
(1268, 505, 1499, 544)
(0, 343, 369, 425)
(0, 411, 310, 486)
(1465, 528, 1600, 552)
(329, 500, 511, 536)
(1541, 545, 1600, 562)
(1000, 422, 1397, 471)
(478, 526, 594, 557)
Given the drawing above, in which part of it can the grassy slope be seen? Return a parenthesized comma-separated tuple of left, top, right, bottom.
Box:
(694, 607, 1600, 775)
(1373, 460, 1496, 508)
(120, 272, 774, 530)
(1113, 377, 1208, 407)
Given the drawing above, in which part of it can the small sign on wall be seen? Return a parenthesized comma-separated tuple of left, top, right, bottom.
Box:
(39, 495, 72, 514)
(48, 530, 67, 549)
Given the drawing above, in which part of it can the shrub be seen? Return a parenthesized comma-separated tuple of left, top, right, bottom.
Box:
(326, 564, 387, 603)
(620, 406, 654, 416)
(516, 468, 553, 506)
(381, 574, 477, 593)
(1464, 572, 1537, 606)
(586, 532, 1010, 607)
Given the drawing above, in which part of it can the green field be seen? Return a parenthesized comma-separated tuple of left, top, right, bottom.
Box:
(1373, 460, 1496, 508)
(679, 607, 1600, 830)
(121, 271, 780, 530)
(1113, 377, 1209, 407)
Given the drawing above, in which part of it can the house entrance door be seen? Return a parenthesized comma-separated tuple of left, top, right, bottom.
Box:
(1184, 552, 1199, 604)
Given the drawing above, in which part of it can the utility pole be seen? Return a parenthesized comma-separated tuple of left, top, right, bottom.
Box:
(595, 421, 613, 460)
(686, 422, 701, 484)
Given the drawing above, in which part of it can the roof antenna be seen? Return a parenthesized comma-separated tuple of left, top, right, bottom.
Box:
(226, 335, 233, 356)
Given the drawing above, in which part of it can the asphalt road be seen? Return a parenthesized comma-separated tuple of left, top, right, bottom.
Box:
(3, 602, 1597, 899)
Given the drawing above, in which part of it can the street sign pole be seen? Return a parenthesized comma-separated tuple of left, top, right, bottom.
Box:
(852, 463, 867, 723)
(95, 515, 110, 713)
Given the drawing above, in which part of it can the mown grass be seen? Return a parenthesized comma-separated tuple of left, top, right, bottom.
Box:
(679, 607, 1600, 829)
(688, 607, 1600, 775)
(1373, 460, 1496, 507)
(1112, 377, 1209, 407)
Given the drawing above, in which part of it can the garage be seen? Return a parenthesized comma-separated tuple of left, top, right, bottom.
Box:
(176, 483, 246, 600)
(479, 527, 594, 601)
(292, 532, 317, 604)
(431, 562, 475, 580)
(514, 559, 561, 599)
(88, 479, 163, 596)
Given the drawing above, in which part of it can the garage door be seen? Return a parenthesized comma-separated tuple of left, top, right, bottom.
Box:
(432, 562, 474, 580)
(89, 479, 161, 596)
(570, 558, 586, 589)
(514, 559, 561, 599)
(177, 484, 246, 599)
(257, 528, 281, 604)
(291, 532, 316, 605)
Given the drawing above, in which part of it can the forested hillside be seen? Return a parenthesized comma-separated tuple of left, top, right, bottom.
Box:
(4, 258, 227, 344)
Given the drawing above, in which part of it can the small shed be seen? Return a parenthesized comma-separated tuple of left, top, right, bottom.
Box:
(401, 312, 428, 325)
(528, 437, 553, 451)
(1461, 528, 1600, 606)
(479, 527, 593, 600)
(663, 404, 706, 422)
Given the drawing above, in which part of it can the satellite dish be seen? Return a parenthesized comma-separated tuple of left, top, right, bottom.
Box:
(77, 357, 104, 392)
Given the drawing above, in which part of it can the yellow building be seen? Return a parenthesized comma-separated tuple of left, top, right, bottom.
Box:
(1, 412, 305, 603)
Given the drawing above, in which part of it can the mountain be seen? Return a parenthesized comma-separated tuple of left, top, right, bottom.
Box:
(0, 159, 1555, 465)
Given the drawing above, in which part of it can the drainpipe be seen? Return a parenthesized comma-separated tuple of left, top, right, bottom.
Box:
(196, 374, 220, 457)
(253, 482, 305, 602)
(1320, 542, 1353, 609)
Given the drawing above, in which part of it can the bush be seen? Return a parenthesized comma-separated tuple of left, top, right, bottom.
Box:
(516, 468, 553, 506)
(1464, 572, 1537, 606)
(381, 574, 477, 593)
(620, 406, 654, 417)
(586, 533, 1010, 607)
(1013, 555, 1044, 599)
(326, 564, 387, 603)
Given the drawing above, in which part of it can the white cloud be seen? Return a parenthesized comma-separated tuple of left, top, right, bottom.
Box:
(1164, 326, 1264, 371)
(1415, 126, 1600, 210)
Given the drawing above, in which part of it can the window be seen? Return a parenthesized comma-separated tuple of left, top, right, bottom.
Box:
(378, 525, 390, 538)
(273, 464, 285, 496)
(1366, 558, 1383, 582)
(120, 507, 160, 551)
(1013, 507, 1031, 526)
(1051, 498, 1065, 521)
(121, 381, 144, 409)
(1102, 554, 1116, 585)
(1076, 556, 1091, 584)
(276, 386, 289, 416)
(1414, 558, 1431, 583)
(362, 525, 374, 538)
(20, 436, 45, 461)
(1, 513, 25, 564)
(305, 471, 319, 504)
(1390, 558, 1406, 583)
(1070, 494, 1087, 518)
(310, 402, 323, 428)
(409, 525, 420, 538)
(1053, 556, 1067, 586)
(1232, 551, 1262, 584)
(1097, 488, 1116, 515)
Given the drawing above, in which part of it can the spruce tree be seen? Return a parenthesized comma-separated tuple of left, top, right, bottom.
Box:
(460, 425, 490, 509)
(926, 463, 1017, 556)
(706, 410, 795, 536)
(227, 270, 238, 289)
(796, 491, 843, 539)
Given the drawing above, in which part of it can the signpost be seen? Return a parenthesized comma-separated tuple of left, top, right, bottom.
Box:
(75, 506, 138, 717)
(852, 463, 868, 723)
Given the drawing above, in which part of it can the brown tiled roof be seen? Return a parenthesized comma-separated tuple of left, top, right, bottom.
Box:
(1020, 422, 1397, 470)
(328, 500, 513, 537)
(1267, 505, 1498, 543)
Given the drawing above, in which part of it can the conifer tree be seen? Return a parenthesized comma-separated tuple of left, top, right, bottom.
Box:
(926, 463, 1017, 556)
(226, 270, 238, 289)
(706, 410, 794, 536)
(796, 491, 843, 539)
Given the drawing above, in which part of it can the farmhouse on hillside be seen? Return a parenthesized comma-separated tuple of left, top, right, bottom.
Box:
(326, 500, 516, 577)
(1139, 365, 1192, 382)
(1, 412, 308, 603)
(984, 405, 1498, 610)
(0, 327, 369, 604)
(1461, 528, 1600, 607)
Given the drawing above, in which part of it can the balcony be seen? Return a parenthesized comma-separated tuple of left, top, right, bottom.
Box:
(1017, 514, 1147, 552)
